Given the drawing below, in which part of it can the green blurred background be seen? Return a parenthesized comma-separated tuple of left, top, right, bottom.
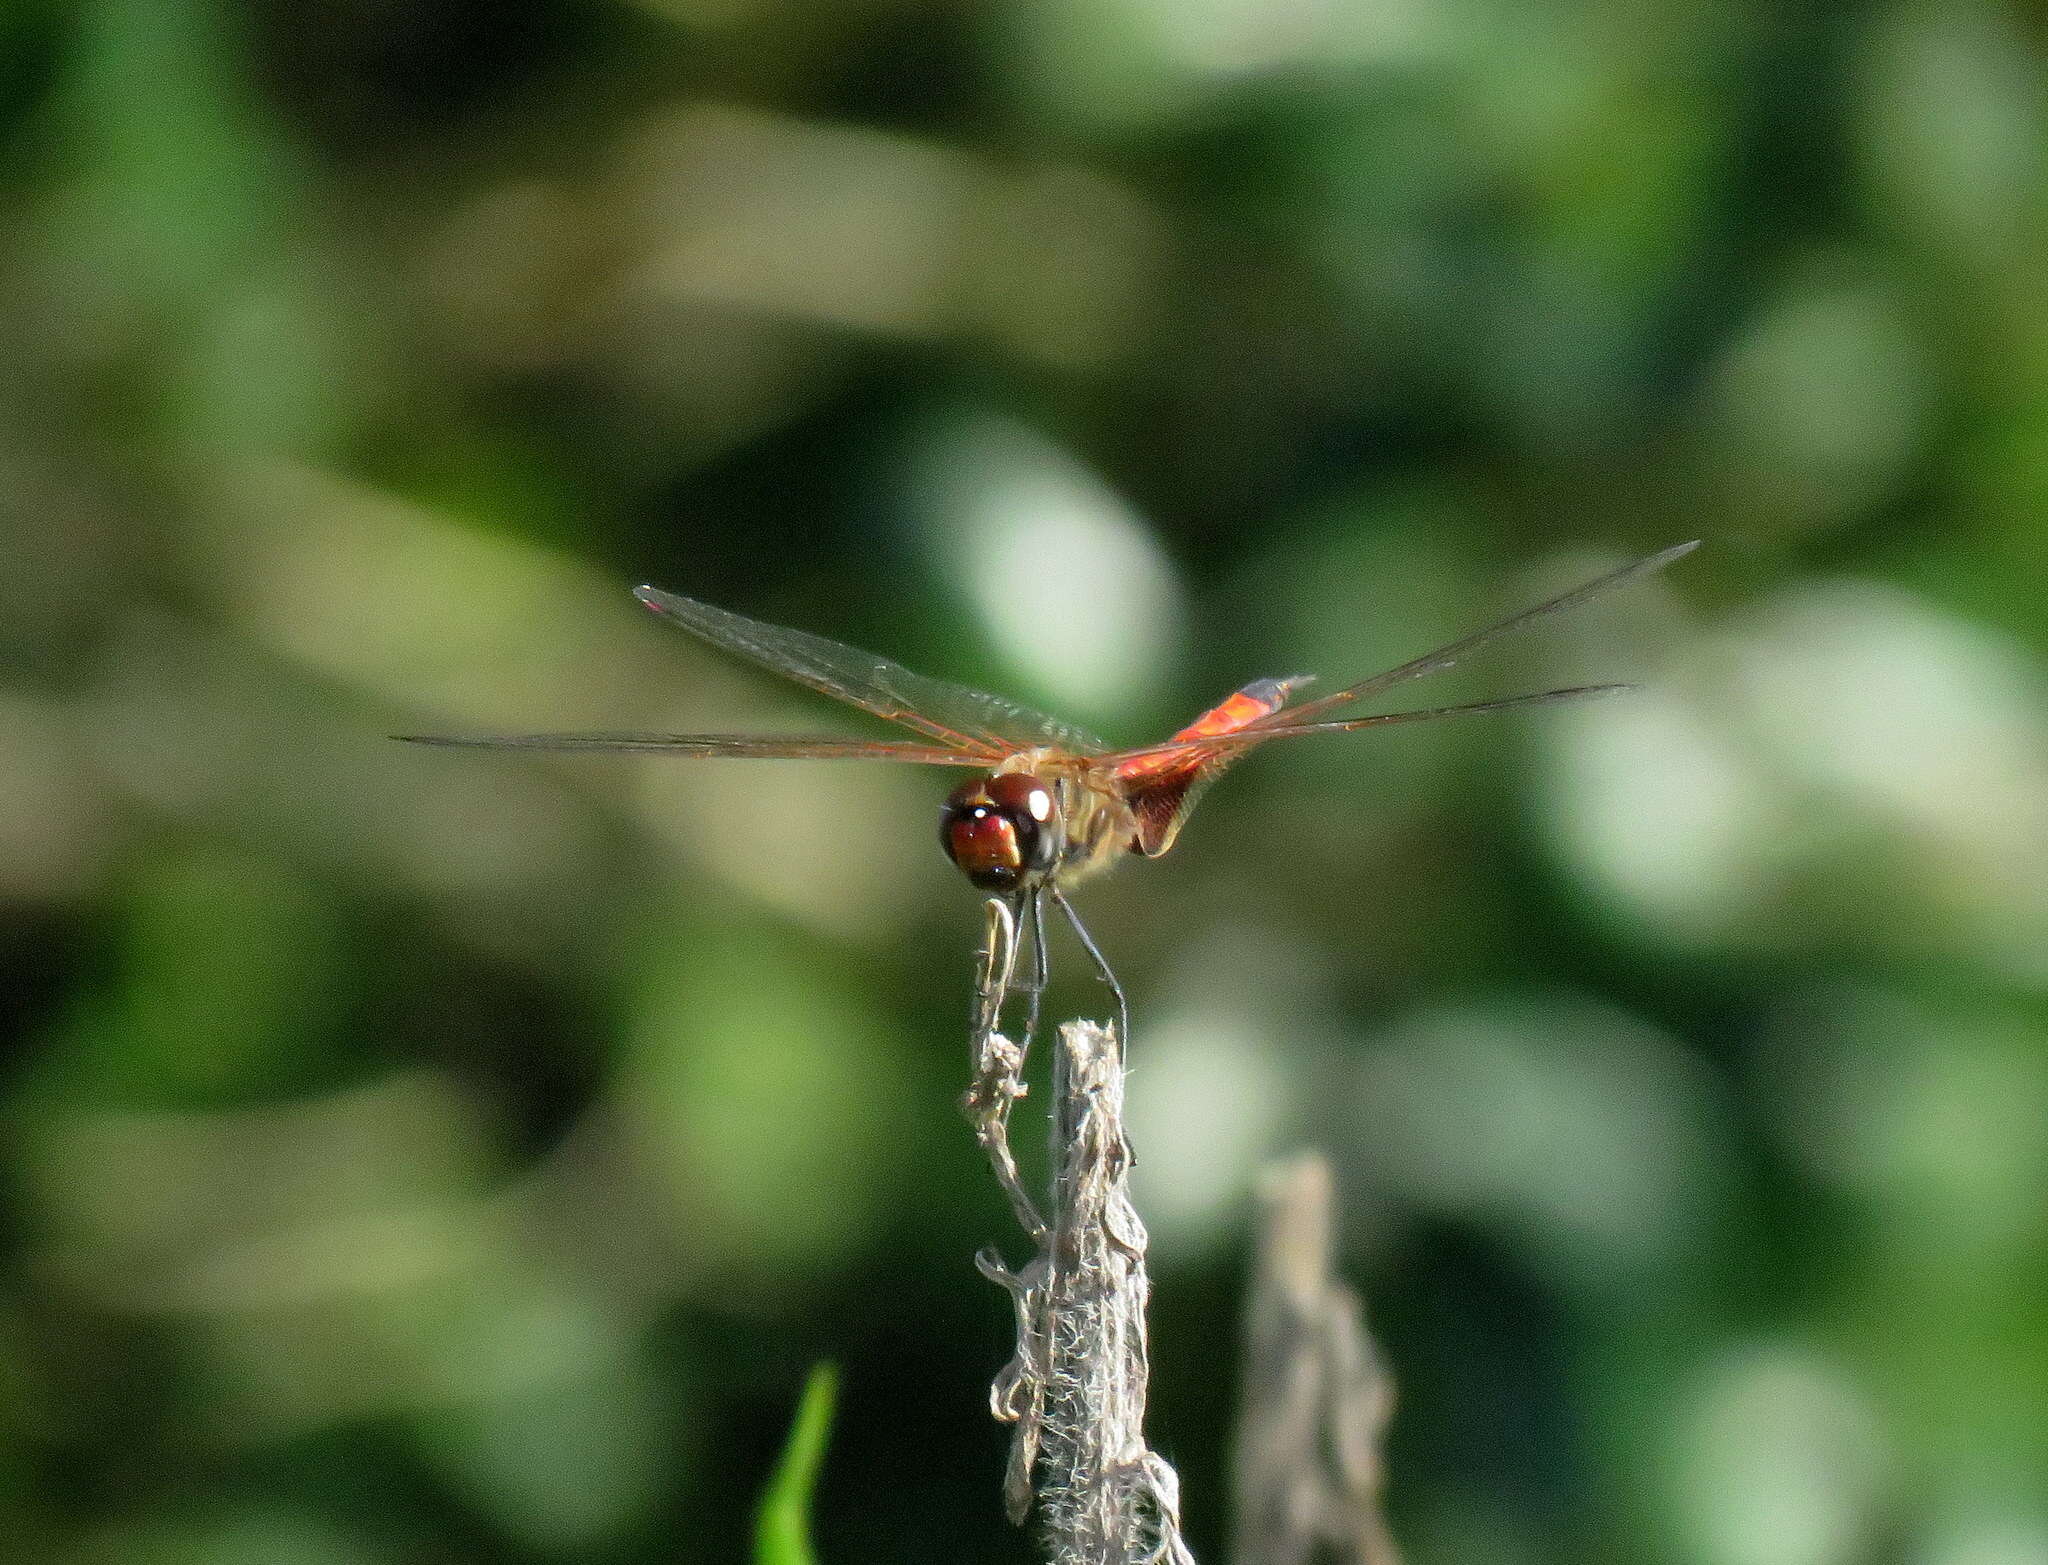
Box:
(4, 0, 2046, 1561)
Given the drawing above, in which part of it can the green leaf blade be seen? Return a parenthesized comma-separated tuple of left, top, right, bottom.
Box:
(753, 1363, 839, 1565)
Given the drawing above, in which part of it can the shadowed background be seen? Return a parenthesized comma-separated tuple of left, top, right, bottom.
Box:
(2, 1, 2045, 1561)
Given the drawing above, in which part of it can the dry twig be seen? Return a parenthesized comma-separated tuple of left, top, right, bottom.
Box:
(1230, 1153, 1400, 1565)
(966, 987, 1195, 1564)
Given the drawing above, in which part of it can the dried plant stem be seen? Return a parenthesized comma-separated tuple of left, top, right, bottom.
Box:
(1230, 1153, 1400, 1565)
(966, 1000, 1196, 1565)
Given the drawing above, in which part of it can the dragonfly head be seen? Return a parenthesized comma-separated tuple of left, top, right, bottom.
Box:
(940, 772, 1063, 893)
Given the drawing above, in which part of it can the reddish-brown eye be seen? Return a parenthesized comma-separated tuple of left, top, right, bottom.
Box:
(940, 773, 1061, 892)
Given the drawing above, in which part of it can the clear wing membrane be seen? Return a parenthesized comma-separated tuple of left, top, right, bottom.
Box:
(402, 547, 1692, 770)
(396, 732, 994, 764)
(1089, 541, 1698, 772)
(632, 586, 1106, 756)
(1245, 541, 1699, 731)
(1101, 684, 1632, 767)
(1245, 683, 1633, 734)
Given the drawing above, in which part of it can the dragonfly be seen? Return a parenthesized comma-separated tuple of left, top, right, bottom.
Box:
(401, 540, 1699, 1054)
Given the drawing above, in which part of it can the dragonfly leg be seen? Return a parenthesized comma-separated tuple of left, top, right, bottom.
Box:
(1014, 888, 1047, 1062)
(1049, 886, 1129, 1050)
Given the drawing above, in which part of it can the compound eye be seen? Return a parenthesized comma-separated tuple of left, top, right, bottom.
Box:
(940, 774, 1061, 891)
(985, 772, 1055, 838)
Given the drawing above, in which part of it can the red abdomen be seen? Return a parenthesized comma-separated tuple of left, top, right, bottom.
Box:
(1115, 675, 1305, 782)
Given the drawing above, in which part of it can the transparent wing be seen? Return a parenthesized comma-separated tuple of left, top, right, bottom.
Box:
(633, 586, 1107, 757)
(1245, 541, 1699, 730)
(1099, 684, 1633, 769)
(395, 732, 995, 764)
(1098, 684, 1628, 858)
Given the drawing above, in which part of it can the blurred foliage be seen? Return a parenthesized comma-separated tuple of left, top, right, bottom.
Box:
(1, 1, 2045, 1563)
(754, 1364, 836, 1565)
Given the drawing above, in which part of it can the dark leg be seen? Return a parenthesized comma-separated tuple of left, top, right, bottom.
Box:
(1016, 888, 1047, 1062)
(1049, 886, 1129, 1050)
(970, 891, 1050, 1059)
